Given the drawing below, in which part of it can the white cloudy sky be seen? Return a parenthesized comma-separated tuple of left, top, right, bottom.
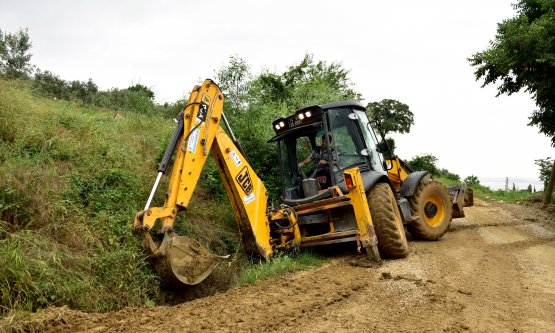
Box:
(1, 0, 553, 185)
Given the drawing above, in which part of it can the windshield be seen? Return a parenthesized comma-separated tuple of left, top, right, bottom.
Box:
(327, 108, 384, 171)
(354, 110, 384, 172)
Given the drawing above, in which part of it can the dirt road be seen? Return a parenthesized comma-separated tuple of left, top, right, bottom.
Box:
(15, 199, 555, 332)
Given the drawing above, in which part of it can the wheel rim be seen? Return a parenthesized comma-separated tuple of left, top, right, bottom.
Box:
(422, 193, 445, 227)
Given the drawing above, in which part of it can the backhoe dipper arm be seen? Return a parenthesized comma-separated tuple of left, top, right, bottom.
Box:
(134, 79, 272, 261)
(210, 126, 273, 259)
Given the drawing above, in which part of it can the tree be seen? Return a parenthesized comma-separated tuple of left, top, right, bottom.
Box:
(366, 99, 414, 137)
(463, 175, 481, 188)
(366, 99, 413, 156)
(535, 157, 554, 203)
(215, 55, 251, 114)
(0, 29, 5, 66)
(468, 0, 555, 206)
(407, 154, 439, 175)
(128, 84, 155, 101)
(0, 28, 34, 78)
(535, 157, 553, 188)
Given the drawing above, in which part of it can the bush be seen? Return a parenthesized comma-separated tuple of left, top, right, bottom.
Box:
(439, 168, 461, 182)
(236, 251, 323, 286)
(407, 154, 439, 175)
(33, 70, 155, 114)
(154, 99, 186, 119)
(463, 175, 480, 188)
(0, 183, 33, 234)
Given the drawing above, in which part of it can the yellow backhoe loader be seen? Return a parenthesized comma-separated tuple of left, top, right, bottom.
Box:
(133, 79, 472, 286)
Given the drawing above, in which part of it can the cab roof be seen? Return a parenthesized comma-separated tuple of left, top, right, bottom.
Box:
(268, 101, 366, 142)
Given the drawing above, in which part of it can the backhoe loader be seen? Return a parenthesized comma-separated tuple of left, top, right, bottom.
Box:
(133, 79, 472, 286)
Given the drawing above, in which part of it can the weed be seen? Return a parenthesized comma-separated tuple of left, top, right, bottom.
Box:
(435, 175, 541, 203)
(236, 250, 324, 286)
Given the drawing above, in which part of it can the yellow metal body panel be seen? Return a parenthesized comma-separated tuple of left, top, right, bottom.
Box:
(343, 168, 378, 248)
(267, 170, 379, 252)
(174, 81, 224, 209)
(387, 157, 410, 190)
(211, 127, 273, 259)
(137, 80, 224, 233)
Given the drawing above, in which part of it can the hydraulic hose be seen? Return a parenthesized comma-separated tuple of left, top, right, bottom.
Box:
(143, 103, 203, 211)
(158, 112, 184, 174)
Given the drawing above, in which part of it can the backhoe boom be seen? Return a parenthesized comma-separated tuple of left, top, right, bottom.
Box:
(134, 79, 272, 285)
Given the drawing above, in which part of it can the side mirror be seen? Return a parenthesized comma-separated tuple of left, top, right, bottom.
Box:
(377, 142, 389, 153)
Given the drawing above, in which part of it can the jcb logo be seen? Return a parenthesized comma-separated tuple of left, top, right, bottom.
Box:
(236, 166, 253, 195)
(197, 94, 210, 122)
(197, 102, 208, 122)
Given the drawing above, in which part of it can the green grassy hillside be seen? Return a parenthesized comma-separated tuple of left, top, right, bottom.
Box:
(0, 79, 324, 317)
(0, 79, 239, 314)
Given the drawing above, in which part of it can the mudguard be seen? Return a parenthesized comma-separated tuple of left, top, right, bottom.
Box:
(399, 171, 429, 197)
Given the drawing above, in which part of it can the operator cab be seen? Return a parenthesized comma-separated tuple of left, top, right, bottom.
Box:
(269, 101, 386, 205)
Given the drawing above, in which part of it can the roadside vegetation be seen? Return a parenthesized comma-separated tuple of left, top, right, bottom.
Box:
(410, 154, 551, 204)
(236, 251, 324, 286)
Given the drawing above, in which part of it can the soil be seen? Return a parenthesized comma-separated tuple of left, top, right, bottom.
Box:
(5, 199, 555, 333)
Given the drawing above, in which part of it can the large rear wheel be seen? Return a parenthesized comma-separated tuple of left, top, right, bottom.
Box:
(367, 183, 409, 258)
(407, 180, 453, 240)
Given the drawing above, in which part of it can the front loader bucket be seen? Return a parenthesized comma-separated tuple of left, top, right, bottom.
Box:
(447, 186, 474, 219)
(153, 233, 229, 287)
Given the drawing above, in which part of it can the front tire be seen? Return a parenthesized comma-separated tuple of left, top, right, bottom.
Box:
(407, 180, 453, 240)
(367, 183, 409, 258)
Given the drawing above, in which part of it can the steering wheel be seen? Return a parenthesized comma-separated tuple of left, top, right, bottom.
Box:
(309, 162, 327, 179)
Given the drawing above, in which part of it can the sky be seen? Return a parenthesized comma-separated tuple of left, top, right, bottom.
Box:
(1, 0, 553, 186)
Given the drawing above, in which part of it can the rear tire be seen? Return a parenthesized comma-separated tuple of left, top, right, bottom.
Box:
(367, 183, 409, 258)
(407, 180, 453, 240)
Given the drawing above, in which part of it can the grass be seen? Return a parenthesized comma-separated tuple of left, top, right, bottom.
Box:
(435, 175, 548, 204)
(0, 78, 172, 315)
(236, 251, 324, 286)
(0, 78, 248, 316)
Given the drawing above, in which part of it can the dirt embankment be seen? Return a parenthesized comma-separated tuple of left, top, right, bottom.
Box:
(5, 199, 555, 333)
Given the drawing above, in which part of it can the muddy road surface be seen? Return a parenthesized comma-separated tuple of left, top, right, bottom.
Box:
(17, 200, 555, 332)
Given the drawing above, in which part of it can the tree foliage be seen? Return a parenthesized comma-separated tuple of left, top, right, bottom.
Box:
(407, 154, 439, 175)
(468, 0, 555, 146)
(0, 28, 34, 78)
(464, 175, 481, 188)
(128, 84, 155, 101)
(535, 157, 553, 188)
(366, 99, 413, 137)
(213, 54, 362, 199)
(33, 70, 155, 113)
(215, 55, 251, 114)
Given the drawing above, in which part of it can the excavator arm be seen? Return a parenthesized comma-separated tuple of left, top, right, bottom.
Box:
(134, 80, 272, 286)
